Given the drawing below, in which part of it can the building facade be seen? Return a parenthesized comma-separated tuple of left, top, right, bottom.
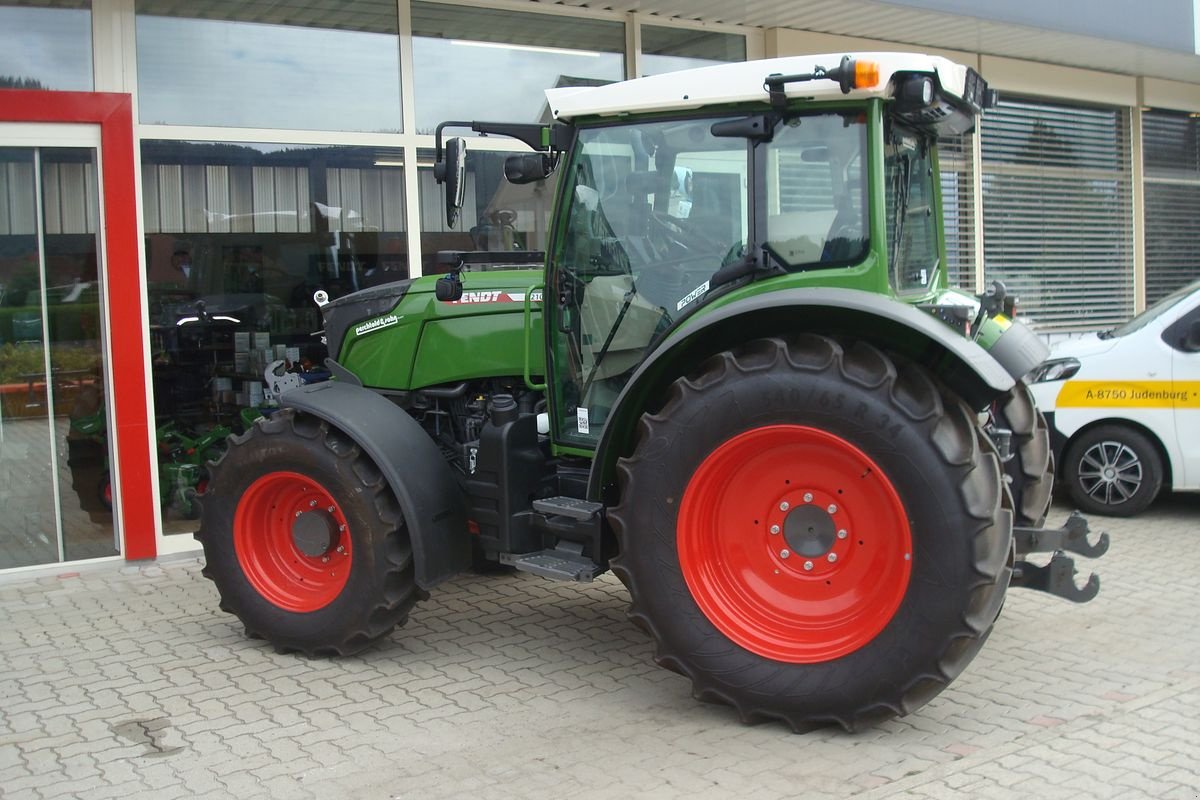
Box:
(1, 0, 1199, 573)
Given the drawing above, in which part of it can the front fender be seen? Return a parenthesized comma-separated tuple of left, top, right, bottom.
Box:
(586, 287, 1019, 498)
(281, 381, 469, 588)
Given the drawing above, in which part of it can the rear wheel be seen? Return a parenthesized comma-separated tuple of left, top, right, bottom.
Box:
(608, 335, 1012, 731)
(1063, 424, 1163, 517)
(197, 410, 422, 655)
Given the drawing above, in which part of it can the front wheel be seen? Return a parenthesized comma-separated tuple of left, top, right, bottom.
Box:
(608, 335, 1012, 731)
(993, 381, 1054, 526)
(1063, 424, 1163, 517)
(197, 410, 422, 655)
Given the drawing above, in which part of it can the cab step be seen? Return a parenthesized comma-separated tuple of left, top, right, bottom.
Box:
(502, 541, 602, 582)
(531, 496, 603, 521)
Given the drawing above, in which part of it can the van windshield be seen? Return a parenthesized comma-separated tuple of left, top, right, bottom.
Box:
(1107, 279, 1200, 338)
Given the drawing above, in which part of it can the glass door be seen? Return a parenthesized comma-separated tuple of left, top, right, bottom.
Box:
(0, 127, 117, 569)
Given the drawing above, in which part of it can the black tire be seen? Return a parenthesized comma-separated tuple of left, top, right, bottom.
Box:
(993, 381, 1054, 526)
(608, 335, 1012, 731)
(197, 410, 422, 655)
(1062, 424, 1163, 517)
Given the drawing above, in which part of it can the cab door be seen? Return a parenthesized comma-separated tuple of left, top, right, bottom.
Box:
(1166, 295, 1200, 489)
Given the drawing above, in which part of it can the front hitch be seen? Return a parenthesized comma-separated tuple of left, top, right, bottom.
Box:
(1010, 512, 1109, 603)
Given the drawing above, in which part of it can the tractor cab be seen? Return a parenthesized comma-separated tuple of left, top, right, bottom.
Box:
(434, 54, 1003, 448)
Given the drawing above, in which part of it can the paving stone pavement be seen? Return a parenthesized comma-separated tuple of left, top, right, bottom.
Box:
(1, 498, 1198, 800)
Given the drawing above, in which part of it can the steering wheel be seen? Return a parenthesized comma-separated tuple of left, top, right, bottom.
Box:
(649, 209, 730, 256)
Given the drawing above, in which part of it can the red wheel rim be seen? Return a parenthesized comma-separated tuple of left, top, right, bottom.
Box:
(234, 471, 352, 612)
(678, 425, 912, 663)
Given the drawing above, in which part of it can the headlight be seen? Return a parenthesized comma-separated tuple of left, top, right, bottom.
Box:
(1027, 357, 1081, 383)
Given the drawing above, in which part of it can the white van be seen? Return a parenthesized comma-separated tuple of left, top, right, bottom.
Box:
(1028, 280, 1200, 516)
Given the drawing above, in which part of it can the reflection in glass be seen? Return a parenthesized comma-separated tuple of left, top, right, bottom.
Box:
(0, 146, 116, 569)
(0, 3, 93, 91)
(140, 140, 408, 533)
(417, 148, 558, 274)
(639, 25, 745, 76)
(411, 2, 624, 134)
(135, 0, 402, 132)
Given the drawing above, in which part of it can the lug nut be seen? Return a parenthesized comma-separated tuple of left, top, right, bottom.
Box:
(327, 505, 335, 513)
(827, 553, 838, 563)
(769, 524, 780, 535)
(780, 549, 790, 559)
(309, 499, 318, 508)
(295, 511, 302, 518)
(837, 529, 848, 539)
(803, 492, 813, 503)
(803, 560, 814, 571)
(779, 501, 789, 511)
(827, 504, 837, 514)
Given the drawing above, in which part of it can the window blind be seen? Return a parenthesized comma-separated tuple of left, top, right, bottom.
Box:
(938, 131, 976, 291)
(1143, 110, 1200, 304)
(981, 98, 1134, 332)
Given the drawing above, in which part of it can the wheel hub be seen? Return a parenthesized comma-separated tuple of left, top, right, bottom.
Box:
(292, 510, 337, 557)
(783, 503, 836, 557)
(1079, 440, 1142, 504)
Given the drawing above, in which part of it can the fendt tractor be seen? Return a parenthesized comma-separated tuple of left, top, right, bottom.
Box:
(198, 53, 1109, 731)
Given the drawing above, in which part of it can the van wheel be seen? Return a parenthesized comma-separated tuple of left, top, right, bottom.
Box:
(1063, 424, 1163, 517)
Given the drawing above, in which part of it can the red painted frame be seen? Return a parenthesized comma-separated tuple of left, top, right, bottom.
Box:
(0, 91, 156, 560)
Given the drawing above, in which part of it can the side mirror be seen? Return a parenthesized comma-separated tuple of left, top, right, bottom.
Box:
(504, 153, 555, 185)
(435, 274, 463, 302)
(434, 136, 467, 228)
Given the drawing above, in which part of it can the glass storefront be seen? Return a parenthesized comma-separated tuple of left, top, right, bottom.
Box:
(141, 140, 407, 533)
(410, 2, 625, 133)
(0, 1, 93, 92)
(0, 143, 116, 569)
(134, 0, 403, 132)
(0, 2, 752, 554)
(639, 25, 746, 76)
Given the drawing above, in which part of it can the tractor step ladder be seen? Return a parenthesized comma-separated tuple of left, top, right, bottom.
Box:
(503, 497, 605, 582)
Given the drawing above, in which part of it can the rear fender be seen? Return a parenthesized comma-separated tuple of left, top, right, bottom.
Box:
(282, 381, 469, 588)
(587, 287, 1018, 498)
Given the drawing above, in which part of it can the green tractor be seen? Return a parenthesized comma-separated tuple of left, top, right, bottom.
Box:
(198, 53, 1107, 730)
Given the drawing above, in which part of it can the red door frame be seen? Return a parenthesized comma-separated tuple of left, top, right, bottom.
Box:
(0, 91, 156, 560)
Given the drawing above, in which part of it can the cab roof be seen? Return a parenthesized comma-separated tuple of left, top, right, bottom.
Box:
(545, 52, 972, 122)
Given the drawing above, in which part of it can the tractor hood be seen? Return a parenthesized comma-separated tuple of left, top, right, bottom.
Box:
(320, 279, 414, 361)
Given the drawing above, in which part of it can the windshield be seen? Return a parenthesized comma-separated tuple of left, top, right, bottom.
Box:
(884, 122, 939, 294)
(1108, 279, 1200, 338)
(550, 111, 868, 446)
